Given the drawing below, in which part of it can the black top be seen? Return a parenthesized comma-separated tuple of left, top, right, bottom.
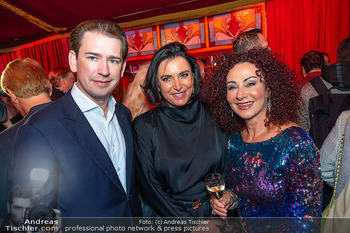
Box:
(133, 100, 227, 217)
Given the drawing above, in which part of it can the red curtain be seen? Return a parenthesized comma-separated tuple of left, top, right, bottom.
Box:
(19, 39, 69, 74)
(266, 0, 350, 81)
(0, 51, 19, 73)
(0, 39, 70, 75)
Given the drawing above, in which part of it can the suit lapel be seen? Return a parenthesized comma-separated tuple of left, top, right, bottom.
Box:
(59, 93, 125, 193)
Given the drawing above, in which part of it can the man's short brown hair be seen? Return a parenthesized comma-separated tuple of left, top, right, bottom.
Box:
(70, 20, 128, 61)
(1, 58, 51, 98)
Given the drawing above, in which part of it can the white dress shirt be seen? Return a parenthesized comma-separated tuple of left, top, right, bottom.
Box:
(71, 84, 127, 191)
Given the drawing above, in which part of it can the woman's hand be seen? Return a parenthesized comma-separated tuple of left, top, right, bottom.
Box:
(210, 191, 233, 218)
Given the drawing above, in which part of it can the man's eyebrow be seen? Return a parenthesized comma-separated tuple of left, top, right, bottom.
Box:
(108, 55, 122, 60)
(84, 52, 122, 60)
(84, 52, 100, 56)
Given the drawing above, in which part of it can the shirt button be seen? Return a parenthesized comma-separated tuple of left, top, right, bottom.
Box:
(117, 167, 121, 171)
(112, 144, 115, 147)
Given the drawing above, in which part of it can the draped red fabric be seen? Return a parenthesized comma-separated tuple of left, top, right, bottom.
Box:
(0, 51, 18, 72)
(0, 39, 69, 75)
(266, 0, 350, 81)
(18, 39, 69, 74)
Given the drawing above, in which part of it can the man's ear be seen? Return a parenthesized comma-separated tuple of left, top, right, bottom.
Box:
(68, 50, 78, 73)
(301, 66, 306, 78)
(7, 202, 10, 213)
(48, 84, 52, 97)
(7, 89, 18, 104)
(121, 61, 127, 77)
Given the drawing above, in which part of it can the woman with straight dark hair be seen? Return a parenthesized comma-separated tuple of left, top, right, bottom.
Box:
(133, 42, 227, 217)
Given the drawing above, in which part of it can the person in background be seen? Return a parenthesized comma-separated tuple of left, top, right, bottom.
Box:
(298, 50, 325, 88)
(12, 20, 141, 217)
(0, 93, 22, 133)
(0, 58, 52, 218)
(48, 67, 75, 93)
(322, 52, 330, 65)
(196, 59, 209, 103)
(207, 49, 321, 219)
(299, 37, 350, 134)
(324, 179, 350, 233)
(111, 70, 134, 102)
(321, 110, 350, 200)
(232, 28, 269, 53)
(133, 42, 227, 217)
(120, 63, 152, 120)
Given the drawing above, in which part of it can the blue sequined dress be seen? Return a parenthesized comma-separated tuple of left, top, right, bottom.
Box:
(227, 126, 322, 218)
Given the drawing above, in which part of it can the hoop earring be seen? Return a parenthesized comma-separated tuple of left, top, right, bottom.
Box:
(267, 98, 271, 113)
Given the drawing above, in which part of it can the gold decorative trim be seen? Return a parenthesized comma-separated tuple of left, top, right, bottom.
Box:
(0, 0, 67, 32)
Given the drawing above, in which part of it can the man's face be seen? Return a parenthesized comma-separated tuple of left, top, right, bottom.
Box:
(9, 197, 32, 226)
(61, 71, 76, 92)
(69, 31, 126, 106)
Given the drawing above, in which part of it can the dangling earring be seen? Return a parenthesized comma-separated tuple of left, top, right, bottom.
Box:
(231, 110, 234, 117)
(267, 98, 271, 113)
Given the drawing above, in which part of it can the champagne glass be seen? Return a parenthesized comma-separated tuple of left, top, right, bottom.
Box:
(205, 173, 238, 233)
(205, 173, 225, 200)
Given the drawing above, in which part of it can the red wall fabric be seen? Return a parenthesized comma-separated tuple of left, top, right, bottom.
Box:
(0, 51, 18, 73)
(266, 0, 350, 80)
(0, 39, 69, 75)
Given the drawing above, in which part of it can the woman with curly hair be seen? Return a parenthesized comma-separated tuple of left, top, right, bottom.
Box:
(207, 49, 322, 218)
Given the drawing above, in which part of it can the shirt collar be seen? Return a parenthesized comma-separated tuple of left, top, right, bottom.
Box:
(71, 83, 116, 115)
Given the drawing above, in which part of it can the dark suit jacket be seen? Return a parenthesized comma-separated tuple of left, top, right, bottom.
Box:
(0, 103, 50, 218)
(13, 93, 141, 217)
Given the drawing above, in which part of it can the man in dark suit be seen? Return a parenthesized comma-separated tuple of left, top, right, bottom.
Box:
(12, 20, 141, 217)
(0, 58, 52, 218)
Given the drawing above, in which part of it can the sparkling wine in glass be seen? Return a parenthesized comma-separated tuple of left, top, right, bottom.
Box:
(205, 173, 225, 200)
(205, 173, 238, 233)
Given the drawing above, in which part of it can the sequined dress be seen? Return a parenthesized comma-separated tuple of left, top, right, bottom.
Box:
(227, 126, 322, 218)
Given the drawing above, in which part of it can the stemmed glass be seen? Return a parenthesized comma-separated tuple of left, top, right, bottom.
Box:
(205, 173, 238, 233)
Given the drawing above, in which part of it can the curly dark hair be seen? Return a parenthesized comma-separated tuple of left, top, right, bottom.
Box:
(206, 49, 299, 134)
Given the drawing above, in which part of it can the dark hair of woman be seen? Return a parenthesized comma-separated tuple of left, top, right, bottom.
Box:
(142, 42, 202, 105)
(206, 49, 299, 134)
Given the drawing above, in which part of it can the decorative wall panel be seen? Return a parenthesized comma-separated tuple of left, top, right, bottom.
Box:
(126, 27, 158, 57)
(160, 18, 206, 49)
(208, 8, 262, 46)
